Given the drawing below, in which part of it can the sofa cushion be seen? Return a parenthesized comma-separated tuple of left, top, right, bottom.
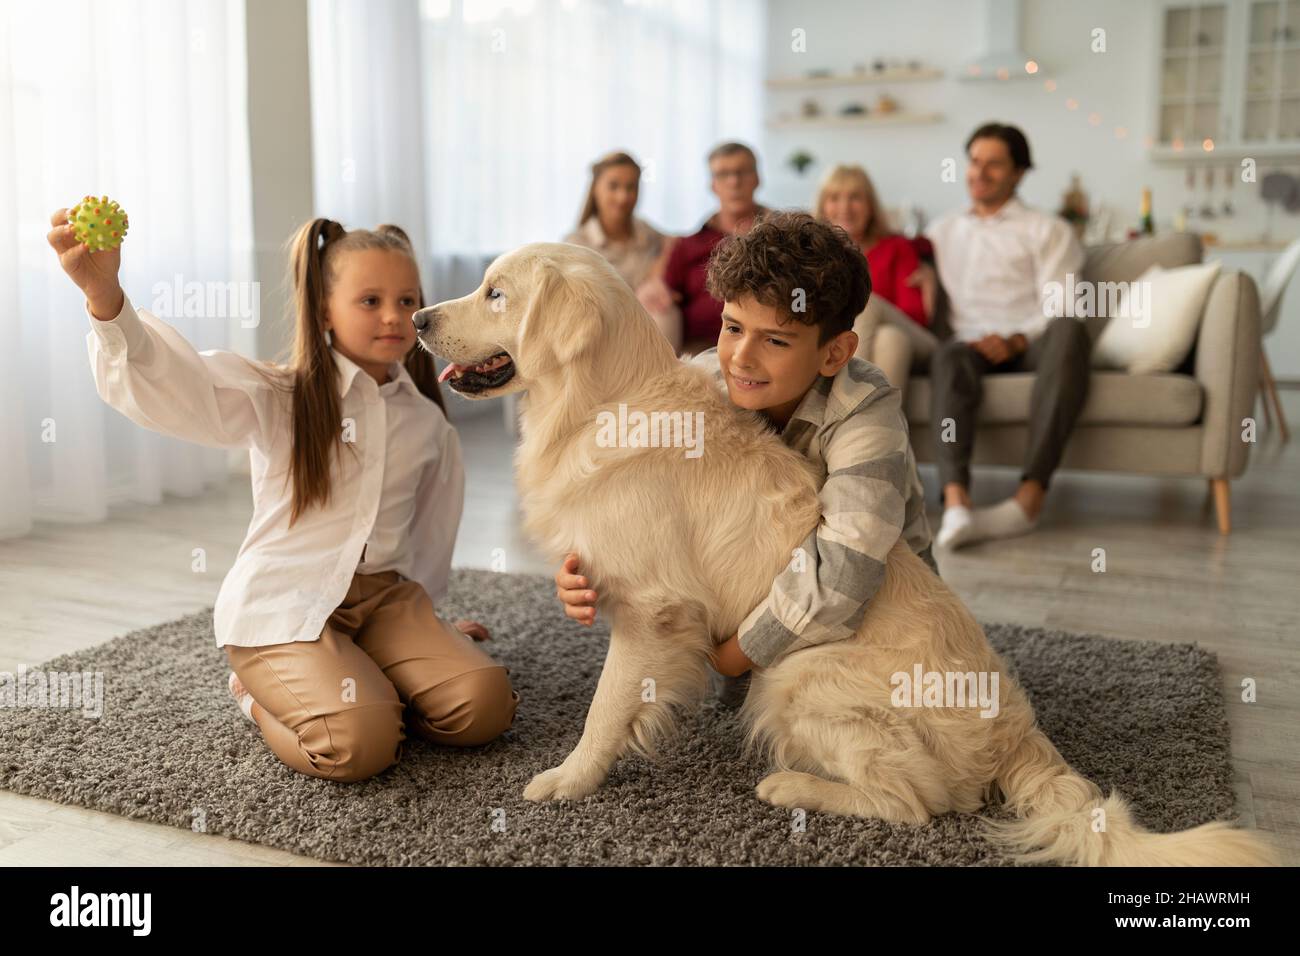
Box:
(1092, 261, 1223, 373)
(905, 371, 1203, 427)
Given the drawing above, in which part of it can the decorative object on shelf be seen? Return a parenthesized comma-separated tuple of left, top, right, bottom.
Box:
(1139, 186, 1155, 236)
(1057, 174, 1089, 239)
(801, 98, 821, 118)
(839, 102, 867, 116)
(875, 92, 898, 114)
(788, 150, 815, 176)
(1221, 164, 1234, 218)
(806, 68, 832, 79)
(872, 58, 885, 73)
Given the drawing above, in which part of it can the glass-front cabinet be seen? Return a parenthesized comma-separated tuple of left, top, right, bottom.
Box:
(1154, 0, 1300, 159)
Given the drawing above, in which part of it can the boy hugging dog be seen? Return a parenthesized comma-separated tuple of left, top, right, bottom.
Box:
(561, 211, 936, 692)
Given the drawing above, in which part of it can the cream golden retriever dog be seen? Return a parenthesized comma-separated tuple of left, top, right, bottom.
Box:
(414, 242, 1273, 866)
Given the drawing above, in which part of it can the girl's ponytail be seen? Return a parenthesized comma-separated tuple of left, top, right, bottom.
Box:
(290, 218, 346, 321)
(375, 222, 415, 250)
(285, 218, 348, 528)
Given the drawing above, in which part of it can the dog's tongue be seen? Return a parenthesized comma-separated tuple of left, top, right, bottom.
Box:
(437, 362, 465, 384)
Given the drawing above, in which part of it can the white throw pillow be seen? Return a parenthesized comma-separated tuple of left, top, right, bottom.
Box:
(1091, 260, 1222, 373)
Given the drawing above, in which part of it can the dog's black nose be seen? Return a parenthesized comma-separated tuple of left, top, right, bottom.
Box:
(412, 307, 437, 334)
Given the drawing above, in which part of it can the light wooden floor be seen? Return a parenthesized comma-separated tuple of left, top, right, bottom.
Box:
(2, 394, 1297, 866)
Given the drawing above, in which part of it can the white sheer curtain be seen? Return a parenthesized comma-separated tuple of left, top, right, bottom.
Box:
(309, 0, 766, 300)
(0, 0, 254, 539)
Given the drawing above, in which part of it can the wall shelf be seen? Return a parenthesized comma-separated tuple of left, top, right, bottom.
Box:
(766, 112, 943, 130)
(766, 68, 943, 90)
(1148, 141, 1300, 162)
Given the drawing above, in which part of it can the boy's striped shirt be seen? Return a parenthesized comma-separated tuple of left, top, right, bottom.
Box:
(690, 348, 935, 667)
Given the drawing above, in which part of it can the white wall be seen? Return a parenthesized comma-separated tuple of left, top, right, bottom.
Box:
(761, 0, 1300, 378)
(762, 0, 1289, 237)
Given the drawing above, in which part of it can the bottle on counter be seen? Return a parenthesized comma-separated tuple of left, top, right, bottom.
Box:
(1139, 186, 1155, 235)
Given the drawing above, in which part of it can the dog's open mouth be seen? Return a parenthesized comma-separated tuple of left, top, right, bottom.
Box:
(436, 351, 516, 393)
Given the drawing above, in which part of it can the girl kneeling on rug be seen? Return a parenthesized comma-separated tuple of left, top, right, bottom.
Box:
(46, 210, 519, 782)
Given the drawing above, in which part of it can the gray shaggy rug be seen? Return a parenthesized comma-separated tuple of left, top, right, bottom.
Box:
(0, 569, 1240, 865)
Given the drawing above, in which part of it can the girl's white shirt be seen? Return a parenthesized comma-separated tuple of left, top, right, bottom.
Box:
(85, 294, 464, 648)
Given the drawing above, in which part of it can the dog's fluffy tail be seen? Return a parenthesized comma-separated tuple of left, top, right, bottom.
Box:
(978, 727, 1276, 866)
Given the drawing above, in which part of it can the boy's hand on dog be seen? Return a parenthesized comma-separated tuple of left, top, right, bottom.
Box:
(709, 633, 754, 677)
(556, 552, 598, 625)
(46, 208, 124, 321)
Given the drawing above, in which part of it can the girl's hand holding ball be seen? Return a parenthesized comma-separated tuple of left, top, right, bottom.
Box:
(46, 195, 127, 321)
(69, 195, 128, 251)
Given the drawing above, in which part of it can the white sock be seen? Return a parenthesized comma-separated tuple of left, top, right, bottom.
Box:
(936, 505, 976, 549)
(970, 498, 1039, 543)
(228, 671, 256, 723)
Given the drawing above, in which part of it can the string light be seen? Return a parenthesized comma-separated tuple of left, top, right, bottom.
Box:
(1025, 60, 1039, 74)
(1036, 74, 1128, 145)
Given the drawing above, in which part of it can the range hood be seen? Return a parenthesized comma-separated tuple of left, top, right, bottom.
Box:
(959, 0, 1041, 81)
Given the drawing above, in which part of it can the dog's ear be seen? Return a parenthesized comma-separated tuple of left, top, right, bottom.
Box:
(516, 259, 603, 377)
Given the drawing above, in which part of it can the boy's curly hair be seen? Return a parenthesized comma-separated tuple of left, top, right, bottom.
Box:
(705, 210, 871, 345)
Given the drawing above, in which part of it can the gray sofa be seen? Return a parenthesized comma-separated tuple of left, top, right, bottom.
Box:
(905, 233, 1262, 533)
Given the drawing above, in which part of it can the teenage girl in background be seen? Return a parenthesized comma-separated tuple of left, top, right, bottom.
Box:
(46, 210, 519, 782)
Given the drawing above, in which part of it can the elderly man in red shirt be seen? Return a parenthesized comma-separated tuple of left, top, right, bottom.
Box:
(638, 142, 769, 356)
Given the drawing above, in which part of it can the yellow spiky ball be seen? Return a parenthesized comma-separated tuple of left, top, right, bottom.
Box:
(68, 195, 129, 251)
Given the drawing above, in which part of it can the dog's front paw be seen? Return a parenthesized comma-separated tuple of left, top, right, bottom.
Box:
(523, 763, 602, 802)
(756, 770, 819, 810)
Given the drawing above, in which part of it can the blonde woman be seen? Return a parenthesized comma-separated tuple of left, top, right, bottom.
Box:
(564, 151, 669, 292)
(815, 164, 938, 393)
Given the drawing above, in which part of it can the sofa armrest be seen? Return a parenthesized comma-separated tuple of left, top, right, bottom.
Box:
(1194, 270, 1261, 479)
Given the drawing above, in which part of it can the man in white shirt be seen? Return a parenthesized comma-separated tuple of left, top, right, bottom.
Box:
(924, 123, 1089, 548)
